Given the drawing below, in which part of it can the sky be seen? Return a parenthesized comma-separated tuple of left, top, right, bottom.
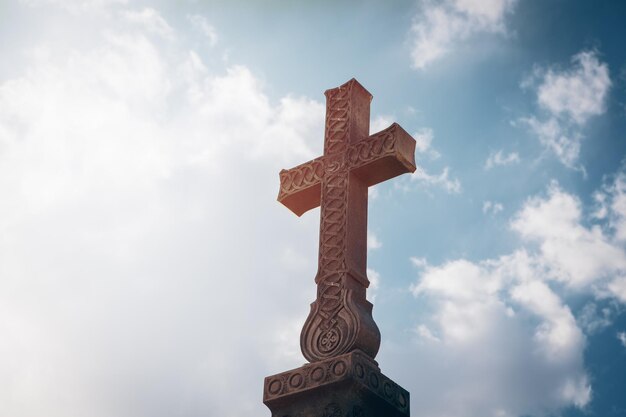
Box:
(1, 1, 626, 417)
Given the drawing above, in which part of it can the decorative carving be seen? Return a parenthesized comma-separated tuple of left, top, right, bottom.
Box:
(264, 356, 348, 399)
(263, 350, 410, 416)
(277, 79, 417, 363)
(346, 124, 397, 168)
(300, 163, 359, 359)
(324, 80, 352, 156)
(278, 158, 324, 201)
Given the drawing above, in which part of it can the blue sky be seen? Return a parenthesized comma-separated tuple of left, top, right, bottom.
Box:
(1, 1, 625, 417)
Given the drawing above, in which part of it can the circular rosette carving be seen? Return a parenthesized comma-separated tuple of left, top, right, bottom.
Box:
(300, 289, 358, 362)
(318, 326, 341, 353)
(300, 284, 381, 362)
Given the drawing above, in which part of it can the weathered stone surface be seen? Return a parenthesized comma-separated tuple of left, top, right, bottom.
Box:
(267, 79, 414, 417)
(263, 350, 410, 417)
(277, 78, 417, 363)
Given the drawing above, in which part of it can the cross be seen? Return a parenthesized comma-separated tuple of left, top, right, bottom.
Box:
(278, 79, 416, 363)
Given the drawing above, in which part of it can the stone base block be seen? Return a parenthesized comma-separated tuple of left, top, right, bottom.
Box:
(263, 350, 409, 417)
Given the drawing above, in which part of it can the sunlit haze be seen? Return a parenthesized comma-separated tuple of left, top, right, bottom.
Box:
(1, 1, 626, 417)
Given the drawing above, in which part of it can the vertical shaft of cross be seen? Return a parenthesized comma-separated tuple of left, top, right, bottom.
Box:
(301, 80, 381, 362)
(276, 78, 417, 363)
(317, 82, 371, 286)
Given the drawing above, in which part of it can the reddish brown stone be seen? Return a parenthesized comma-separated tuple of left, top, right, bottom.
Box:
(277, 79, 417, 363)
(263, 350, 410, 417)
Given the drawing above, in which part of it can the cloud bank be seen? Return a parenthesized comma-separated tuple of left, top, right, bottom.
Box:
(409, 0, 518, 69)
(0, 5, 326, 417)
(0, 3, 468, 416)
(402, 170, 626, 417)
(2, 3, 623, 417)
(520, 50, 611, 167)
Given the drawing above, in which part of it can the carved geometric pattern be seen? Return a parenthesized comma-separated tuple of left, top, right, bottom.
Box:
(263, 350, 410, 416)
(346, 124, 398, 168)
(278, 124, 402, 202)
(277, 157, 324, 201)
(324, 81, 351, 156)
(300, 82, 357, 360)
(264, 355, 350, 400)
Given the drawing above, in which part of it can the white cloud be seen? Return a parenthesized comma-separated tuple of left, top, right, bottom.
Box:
(520, 50, 611, 166)
(271, 318, 304, 365)
(412, 166, 461, 193)
(594, 170, 626, 241)
(537, 51, 611, 125)
(122, 8, 175, 40)
(405, 173, 626, 416)
(485, 150, 520, 169)
(367, 230, 382, 251)
(413, 127, 441, 159)
(618, 331, 626, 348)
(404, 250, 591, 416)
(188, 14, 218, 46)
(577, 302, 614, 334)
(409, 0, 518, 69)
(20, 0, 127, 14)
(592, 190, 609, 219)
(410, 256, 429, 269)
(412, 259, 501, 303)
(0, 6, 325, 417)
(413, 324, 441, 343)
(3, 4, 621, 417)
(521, 116, 581, 167)
(483, 200, 504, 215)
(367, 268, 381, 303)
(608, 276, 626, 302)
(511, 182, 626, 288)
(370, 114, 394, 133)
(510, 280, 584, 363)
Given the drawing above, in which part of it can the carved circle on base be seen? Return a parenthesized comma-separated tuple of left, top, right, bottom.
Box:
(268, 379, 282, 396)
(398, 392, 408, 408)
(354, 363, 365, 379)
(289, 372, 304, 389)
(332, 360, 347, 376)
(383, 381, 393, 398)
(369, 372, 379, 389)
(311, 366, 326, 382)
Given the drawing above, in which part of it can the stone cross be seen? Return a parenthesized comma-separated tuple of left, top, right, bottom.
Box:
(278, 79, 416, 363)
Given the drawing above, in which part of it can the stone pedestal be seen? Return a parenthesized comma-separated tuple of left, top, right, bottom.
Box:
(263, 350, 409, 417)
